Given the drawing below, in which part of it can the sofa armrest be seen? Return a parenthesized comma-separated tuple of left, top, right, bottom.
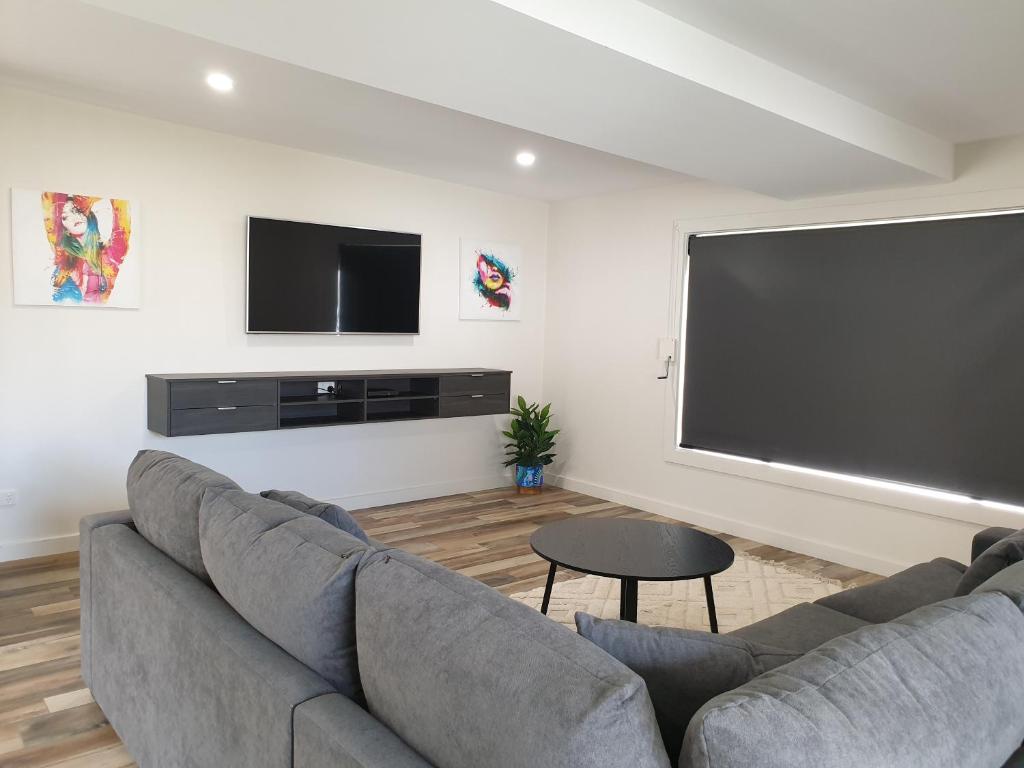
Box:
(81, 509, 134, 533)
(90, 524, 334, 766)
(972, 527, 1017, 562)
(79, 509, 133, 687)
(295, 694, 434, 768)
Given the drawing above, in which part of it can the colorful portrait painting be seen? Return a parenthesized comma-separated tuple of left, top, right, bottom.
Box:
(459, 239, 522, 321)
(12, 189, 140, 308)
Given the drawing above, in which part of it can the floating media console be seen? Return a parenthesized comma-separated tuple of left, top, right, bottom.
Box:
(146, 369, 512, 437)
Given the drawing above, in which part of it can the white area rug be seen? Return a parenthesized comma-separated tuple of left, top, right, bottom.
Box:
(509, 552, 844, 633)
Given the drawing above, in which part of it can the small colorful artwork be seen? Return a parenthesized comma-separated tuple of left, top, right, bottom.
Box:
(11, 189, 140, 308)
(459, 239, 522, 321)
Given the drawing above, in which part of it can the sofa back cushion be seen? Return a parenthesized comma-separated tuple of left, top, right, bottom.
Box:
(815, 557, 964, 623)
(974, 559, 1024, 607)
(127, 450, 240, 581)
(681, 592, 1024, 768)
(260, 489, 369, 543)
(200, 488, 369, 699)
(355, 548, 671, 768)
(576, 613, 800, 766)
(956, 528, 1024, 596)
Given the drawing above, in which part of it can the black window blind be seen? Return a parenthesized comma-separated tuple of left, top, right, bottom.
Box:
(682, 211, 1024, 506)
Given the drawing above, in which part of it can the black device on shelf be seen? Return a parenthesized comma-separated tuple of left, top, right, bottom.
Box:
(146, 369, 511, 436)
(366, 387, 402, 398)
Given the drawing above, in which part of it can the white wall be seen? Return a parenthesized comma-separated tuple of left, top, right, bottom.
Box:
(544, 136, 1024, 575)
(0, 85, 549, 561)
(6, 81, 1024, 574)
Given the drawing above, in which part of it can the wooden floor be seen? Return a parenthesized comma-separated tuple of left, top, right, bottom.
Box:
(0, 487, 880, 767)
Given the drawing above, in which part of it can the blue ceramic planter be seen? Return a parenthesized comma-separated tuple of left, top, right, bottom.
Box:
(515, 464, 544, 493)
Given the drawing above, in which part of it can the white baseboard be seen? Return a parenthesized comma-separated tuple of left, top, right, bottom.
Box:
(0, 474, 512, 564)
(0, 532, 80, 563)
(549, 474, 910, 576)
(0, 473, 910, 574)
(327, 472, 512, 510)
(0, 475, 908, 572)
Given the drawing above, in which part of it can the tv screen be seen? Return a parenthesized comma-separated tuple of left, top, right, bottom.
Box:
(246, 217, 421, 334)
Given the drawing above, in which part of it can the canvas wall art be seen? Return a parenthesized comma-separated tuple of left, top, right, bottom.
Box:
(11, 188, 140, 308)
(459, 239, 521, 321)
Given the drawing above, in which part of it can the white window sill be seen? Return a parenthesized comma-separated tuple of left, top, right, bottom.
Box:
(663, 440, 1024, 530)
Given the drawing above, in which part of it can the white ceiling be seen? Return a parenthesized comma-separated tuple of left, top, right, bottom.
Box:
(0, 1, 688, 201)
(72, 0, 954, 199)
(3, 0, 1020, 200)
(640, 0, 1024, 143)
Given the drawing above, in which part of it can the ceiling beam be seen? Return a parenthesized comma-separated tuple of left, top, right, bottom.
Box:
(82, 0, 954, 198)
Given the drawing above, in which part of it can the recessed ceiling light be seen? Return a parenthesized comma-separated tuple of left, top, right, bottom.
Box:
(515, 151, 536, 167)
(206, 72, 234, 93)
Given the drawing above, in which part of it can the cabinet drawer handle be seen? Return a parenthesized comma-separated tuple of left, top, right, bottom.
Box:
(217, 406, 237, 411)
(217, 380, 237, 384)
(470, 374, 484, 377)
(471, 394, 484, 399)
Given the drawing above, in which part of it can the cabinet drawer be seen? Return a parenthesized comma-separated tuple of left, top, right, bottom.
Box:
(439, 393, 509, 418)
(170, 405, 278, 436)
(439, 373, 510, 397)
(170, 379, 278, 409)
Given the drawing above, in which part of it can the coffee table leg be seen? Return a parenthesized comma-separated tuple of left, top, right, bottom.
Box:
(704, 575, 719, 633)
(540, 562, 557, 615)
(622, 577, 639, 622)
(619, 579, 627, 620)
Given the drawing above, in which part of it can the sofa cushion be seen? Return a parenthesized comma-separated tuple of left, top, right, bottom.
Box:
(972, 526, 1017, 562)
(728, 602, 869, 653)
(681, 592, 1024, 768)
(200, 488, 369, 700)
(1004, 744, 1024, 768)
(974, 559, 1024, 608)
(260, 489, 369, 544)
(814, 558, 964, 623)
(127, 450, 240, 581)
(956, 528, 1024, 596)
(355, 548, 671, 768)
(576, 613, 800, 766)
(294, 694, 433, 768)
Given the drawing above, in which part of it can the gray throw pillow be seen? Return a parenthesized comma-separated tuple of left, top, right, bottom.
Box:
(576, 613, 800, 766)
(200, 488, 369, 700)
(127, 449, 240, 582)
(955, 528, 1024, 596)
(260, 489, 369, 544)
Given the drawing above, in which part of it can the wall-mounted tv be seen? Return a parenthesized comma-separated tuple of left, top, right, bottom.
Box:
(246, 216, 421, 334)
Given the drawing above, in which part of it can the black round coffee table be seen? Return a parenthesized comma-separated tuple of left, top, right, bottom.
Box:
(530, 519, 735, 631)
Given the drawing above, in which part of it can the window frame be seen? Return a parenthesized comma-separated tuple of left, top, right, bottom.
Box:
(662, 202, 1024, 529)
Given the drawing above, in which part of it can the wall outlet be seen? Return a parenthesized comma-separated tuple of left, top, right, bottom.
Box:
(0, 490, 16, 507)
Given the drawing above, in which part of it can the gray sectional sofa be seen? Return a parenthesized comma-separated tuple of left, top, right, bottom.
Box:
(81, 450, 1024, 767)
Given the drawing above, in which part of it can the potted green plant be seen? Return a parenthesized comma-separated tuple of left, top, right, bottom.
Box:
(503, 396, 558, 494)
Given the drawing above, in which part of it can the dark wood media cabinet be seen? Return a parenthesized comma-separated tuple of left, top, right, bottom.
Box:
(146, 369, 512, 437)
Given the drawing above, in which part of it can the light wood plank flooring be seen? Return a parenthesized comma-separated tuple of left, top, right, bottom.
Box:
(0, 487, 880, 767)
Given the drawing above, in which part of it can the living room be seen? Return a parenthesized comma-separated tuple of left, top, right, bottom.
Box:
(2, 1, 1024, 766)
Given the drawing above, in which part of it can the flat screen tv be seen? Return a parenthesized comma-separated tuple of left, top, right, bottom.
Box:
(246, 216, 421, 334)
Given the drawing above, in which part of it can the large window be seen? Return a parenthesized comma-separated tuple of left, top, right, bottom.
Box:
(681, 209, 1024, 507)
